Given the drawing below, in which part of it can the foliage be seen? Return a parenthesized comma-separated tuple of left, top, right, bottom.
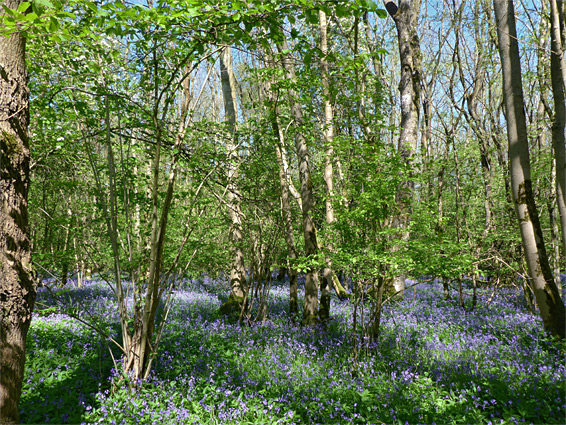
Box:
(3, 0, 563, 419)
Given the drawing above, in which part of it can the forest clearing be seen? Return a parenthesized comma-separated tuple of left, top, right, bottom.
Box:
(1, 0, 566, 424)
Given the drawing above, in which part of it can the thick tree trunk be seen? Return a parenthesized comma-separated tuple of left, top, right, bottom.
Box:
(278, 43, 321, 325)
(494, 0, 565, 339)
(550, 0, 566, 256)
(384, 0, 422, 297)
(219, 47, 247, 311)
(0, 2, 37, 422)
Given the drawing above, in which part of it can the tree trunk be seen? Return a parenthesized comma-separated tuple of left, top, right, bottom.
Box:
(61, 207, 73, 285)
(319, 9, 335, 321)
(494, 0, 565, 339)
(274, 135, 299, 320)
(549, 158, 562, 291)
(384, 0, 422, 297)
(219, 47, 247, 313)
(550, 0, 566, 256)
(278, 43, 321, 325)
(265, 60, 300, 319)
(452, 1, 497, 277)
(0, 1, 37, 422)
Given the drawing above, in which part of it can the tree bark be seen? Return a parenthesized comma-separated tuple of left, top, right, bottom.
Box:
(550, 0, 566, 256)
(264, 51, 300, 320)
(219, 47, 247, 311)
(549, 158, 562, 290)
(319, 9, 335, 321)
(273, 118, 300, 320)
(0, 1, 37, 422)
(384, 0, 422, 297)
(494, 0, 565, 339)
(278, 43, 321, 325)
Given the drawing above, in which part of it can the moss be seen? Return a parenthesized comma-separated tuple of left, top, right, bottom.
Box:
(1, 130, 23, 158)
(332, 274, 350, 300)
(218, 294, 245, 320)
(382, 277, 402, 300)
(302, 313, 319, 326)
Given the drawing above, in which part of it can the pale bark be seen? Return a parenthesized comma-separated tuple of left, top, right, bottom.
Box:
(82, 54, 195, 380)
(458, 35, 495, 237)
(494, 0, 565, 339)
(273, 121, 299, 319)
(384, 0, 422, 296)
(278, 135, 303, 212)
(219, 47, 247, 307)
(550, 0, 566, 256)
(319, 9, 334, 321)
(0, 1, 36, 421)
(278, 43, 321, 325)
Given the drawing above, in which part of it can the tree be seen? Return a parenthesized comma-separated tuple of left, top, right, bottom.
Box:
(493, 0, 565, 339)
(263, 51, 300, 320)
(318, 8, 336, 321)
(278, 42, 322, 325)
(219, 46, 248, 315)
(549, 0, 566, 256)
(0, 0, 37, 422)
(384, 0, 423, 296)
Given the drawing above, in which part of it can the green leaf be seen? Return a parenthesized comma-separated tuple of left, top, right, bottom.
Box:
(187, 8, 200, 17)
(23, 11, 38, 21)
(1, 5, 16, 16)
(84, 0, 97, 13)
(34, 0, 54, 8)
(375, 8, 388, 19)
(48, 16, 58, 31)
(18, 1, 31, 12)
(335, 4, 348, 17)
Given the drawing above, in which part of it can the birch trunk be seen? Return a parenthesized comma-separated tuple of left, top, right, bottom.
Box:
(494, 0, 565, 339)
(0, 2, 36, 421)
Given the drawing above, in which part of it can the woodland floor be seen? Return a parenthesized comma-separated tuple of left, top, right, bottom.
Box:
(21, 274, 566, 424)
